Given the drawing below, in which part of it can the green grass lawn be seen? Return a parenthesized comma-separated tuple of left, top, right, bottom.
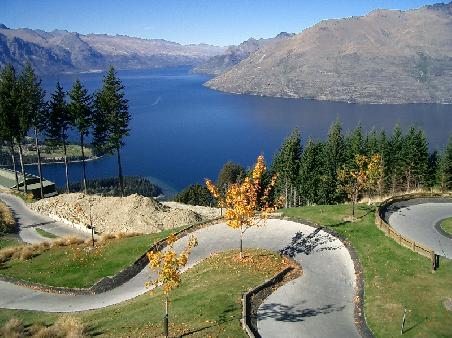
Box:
(0, 227, 184, 288)
(35, 228, 57, 239)
(439, 217, 452, 236)
(0, 235, 19, 249)
(283, 204, 452, 338)
(0, 249, 286, 337)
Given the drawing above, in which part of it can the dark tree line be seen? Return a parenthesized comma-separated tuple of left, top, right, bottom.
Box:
(183, 121, 452, 208)
(270, 121, 452, 207)
(0, 63, 130, 198)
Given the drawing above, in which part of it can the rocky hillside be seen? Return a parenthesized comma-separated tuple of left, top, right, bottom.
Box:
(0, 26, 225, 74)
(206, 3, 452, 104)
(193, 32, 294, 75)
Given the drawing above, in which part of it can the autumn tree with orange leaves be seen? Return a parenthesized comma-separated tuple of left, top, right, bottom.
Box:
(206, 155, 279, 259)
(337, 153, 383, 218)
(146, 234, 198, 338)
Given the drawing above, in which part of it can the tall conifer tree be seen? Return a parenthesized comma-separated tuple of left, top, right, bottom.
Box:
(47, 82, 71, 193)
(93, 66, 130, 196)
(68, 79, 92, 194)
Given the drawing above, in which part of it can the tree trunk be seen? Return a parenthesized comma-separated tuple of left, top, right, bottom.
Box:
(17, 142, 27, 193)
(62, 141, 70, 193)
(164, 296, 169, 338)
(284, 182, 288, 208)
(9, 141, 19, 191)
(117, 147, 124, 197)
(239, 226, 243, 259)
(34, 128, 44, 199)
(352, 196, 356, 219)
(80, 134, 87, 194)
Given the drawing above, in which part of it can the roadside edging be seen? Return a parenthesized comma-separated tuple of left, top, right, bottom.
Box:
(273, 215, 374, 338)
(0, 217, 223, 295)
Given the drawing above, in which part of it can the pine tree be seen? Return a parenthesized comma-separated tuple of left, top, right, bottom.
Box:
(388, 125, 405, 193)
(345, 123, 364, 168)
(270, 128, 302, 207)
(18, 63, 46, 198)
(440, 136, 452, 191)
(47, 82, 72, 193)
(320, 120, 345, 204)
(0, 65, 20, 189)
(93, 66, 130, 196)
(365, 128, 379, 156)
(68, 79, 92, 194)
(217, 161, 245, 194)
(426, 150, 440, 192)
(299, 138, 322, 205)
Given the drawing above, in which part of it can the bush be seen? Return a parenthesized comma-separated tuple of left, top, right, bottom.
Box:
(0, 317, 24, 338)
(173, 184, 216, 207)
(0, 201, 15, 235)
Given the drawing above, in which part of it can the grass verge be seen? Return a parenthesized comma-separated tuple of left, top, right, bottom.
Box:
(0, 235, 19, 249)
(0, 227, 184, 288)
(439, 217, 452, 236)
(0, 249, 287, 337)
(283, 204, 452, 337)
(35, 228, 57, 239)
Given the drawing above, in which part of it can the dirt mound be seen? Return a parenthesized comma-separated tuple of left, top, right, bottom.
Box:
(30, 193, 203, 234)
(161, 201, 221, 219)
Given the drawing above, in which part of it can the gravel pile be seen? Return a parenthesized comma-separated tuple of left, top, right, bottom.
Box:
(30, 193, 204, 234)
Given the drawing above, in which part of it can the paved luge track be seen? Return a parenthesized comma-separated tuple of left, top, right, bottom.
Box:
(386, 198, 452, 258)
(0, 193, 92, 243)
(0, 194, 360, 337)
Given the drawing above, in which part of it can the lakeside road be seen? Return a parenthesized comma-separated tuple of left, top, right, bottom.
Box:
(386, 198, 452, 258)
(0, 194, 361, 338)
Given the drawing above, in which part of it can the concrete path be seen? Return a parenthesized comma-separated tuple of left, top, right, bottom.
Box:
(0, 217, 360, 338)
(386, 198, 452, 258)
(0, 193, 92, 243)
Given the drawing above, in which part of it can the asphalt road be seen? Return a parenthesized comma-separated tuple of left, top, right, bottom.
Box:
(0, 193, 92, 243)
(0, 208, 360, 338)
(386, 198, 452, 258)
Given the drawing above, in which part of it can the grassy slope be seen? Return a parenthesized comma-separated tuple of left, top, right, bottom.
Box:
(0, 236, 19, 249)
(0, 249, 285, 337)
(439, 217, 452, 236)
(0, 227, 183, 288)
(35, 228, 57, 239)
(283, 204, 452, 338)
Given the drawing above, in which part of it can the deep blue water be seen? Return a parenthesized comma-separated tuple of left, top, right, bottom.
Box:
(32, 67, 452, 196)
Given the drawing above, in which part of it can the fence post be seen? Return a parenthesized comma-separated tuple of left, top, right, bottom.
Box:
(412, 241, 415, 252)
(431, 252, 436, 271)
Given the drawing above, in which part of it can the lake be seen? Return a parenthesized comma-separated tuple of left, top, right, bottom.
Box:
(34, 67, 452, 197)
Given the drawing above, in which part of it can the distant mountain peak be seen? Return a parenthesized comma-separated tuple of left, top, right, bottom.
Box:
(426, 1, 452, 14)
(0, 24, 8, 29)
(275, 32, 295, 39)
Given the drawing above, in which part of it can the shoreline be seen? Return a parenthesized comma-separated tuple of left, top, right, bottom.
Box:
(0, 156, 103, 167)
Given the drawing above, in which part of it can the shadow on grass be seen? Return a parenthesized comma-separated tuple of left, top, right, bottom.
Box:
(257, 302, 345, 322)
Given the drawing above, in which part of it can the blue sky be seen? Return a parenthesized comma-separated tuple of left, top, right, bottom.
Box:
(1, 0, 441, 46)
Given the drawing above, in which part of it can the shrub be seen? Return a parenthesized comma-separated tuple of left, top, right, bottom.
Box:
(0, 201, 15, 235)
(19, 246, 35, 261)
(0, 317, 24, 338)
(173, 184, 216, 207)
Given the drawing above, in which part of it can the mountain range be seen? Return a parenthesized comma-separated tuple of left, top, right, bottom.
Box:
(193, 32, 294, 75)
(0, 25, 226, 74)
(206, 2, 452, 104)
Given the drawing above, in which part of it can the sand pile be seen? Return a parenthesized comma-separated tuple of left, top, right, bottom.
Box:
(30, 193, 203, 234)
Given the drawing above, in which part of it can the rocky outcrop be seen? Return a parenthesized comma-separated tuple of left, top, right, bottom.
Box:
(206, 3, 452, 104)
